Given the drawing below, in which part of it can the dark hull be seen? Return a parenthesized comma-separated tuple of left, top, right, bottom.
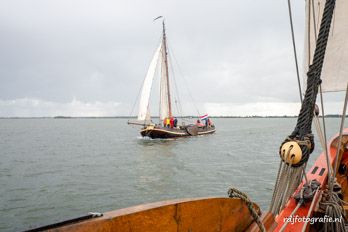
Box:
(140, 125, 215, 139)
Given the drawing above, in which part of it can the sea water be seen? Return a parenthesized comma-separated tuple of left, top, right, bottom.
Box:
(0, 118, 346, 231)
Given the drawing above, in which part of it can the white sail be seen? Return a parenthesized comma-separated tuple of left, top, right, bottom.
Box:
(159, 45, 171, 120)
(137, 43, 162, 121)
(304, 0, 348, 92)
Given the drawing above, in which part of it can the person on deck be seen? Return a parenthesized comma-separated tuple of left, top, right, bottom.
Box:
(205, 118, 208, 128)
(166, 118, 170, 128)
(174, 118, 178, 128)
(196, 119, 204, 127)
(170, 117, 174, 128)
(163, 118, 167, 127)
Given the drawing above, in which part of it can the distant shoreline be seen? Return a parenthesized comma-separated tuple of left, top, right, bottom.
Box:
(0, 115, 345, 119)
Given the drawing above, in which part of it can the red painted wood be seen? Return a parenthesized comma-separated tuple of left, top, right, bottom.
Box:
(274, 130, 347, 232)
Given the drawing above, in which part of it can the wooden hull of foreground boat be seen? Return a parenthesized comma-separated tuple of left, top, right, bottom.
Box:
(140, 125, 216, 139)
(274, 129, 348, 231)
(28, 197, 263, 232)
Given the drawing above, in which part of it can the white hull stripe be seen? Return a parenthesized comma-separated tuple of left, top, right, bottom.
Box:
(197, 129, 216, 135)
(141, 128, 215, 136)
(141, 128, 187, 135)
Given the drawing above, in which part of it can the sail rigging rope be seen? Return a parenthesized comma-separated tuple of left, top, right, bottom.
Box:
(167, 46, 184, 119)
(313, 109, 332, 179)
(331, 84, 348, 193)
(270, 161, 303, 214)
(319, 86, 332, 182)
(311, 0, 333, 188)
(129, 78, 147, 118)
(271, 0, 337, 216)
(292, 0, 335, 141)
(283, 0, 336, 166)
(287, 0, 303, 102)
(228, 188, 266, 232)
(167, 42, 201, 117)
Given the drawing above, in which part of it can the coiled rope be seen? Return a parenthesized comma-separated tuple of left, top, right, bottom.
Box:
(319, 183, 347, 232)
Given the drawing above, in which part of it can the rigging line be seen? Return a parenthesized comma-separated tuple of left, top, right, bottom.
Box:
(311, 0, 332, 185)
(169, 42, 197, 116)
(331, 84, 348, 194)
(167, 52, 183, 117)
(166, 40, 201, 116)
(167, 46, 184, 118)
(314, 113, 327, 152)
(287, 0, 303, 102)
(319, 87, 332, 184)
(279, 201, 303, 232)
(287, 0, 308, 185)
(300, 188, 320, 232)
(306, 0, 311, 74)
(311, 0, 318, 38)
(129, 83, 143, 117)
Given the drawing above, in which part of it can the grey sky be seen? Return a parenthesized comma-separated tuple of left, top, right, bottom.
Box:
(0, 0, 344, 116)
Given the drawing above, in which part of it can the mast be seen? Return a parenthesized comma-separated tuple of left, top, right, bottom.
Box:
(162, 20, 172, 118)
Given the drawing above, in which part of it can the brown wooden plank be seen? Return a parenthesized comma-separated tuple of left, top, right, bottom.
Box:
(48, 197, 259, 232)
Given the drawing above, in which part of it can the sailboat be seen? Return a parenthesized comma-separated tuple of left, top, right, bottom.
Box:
(24, 1, 348, 231)
(128, 18, 216, 139)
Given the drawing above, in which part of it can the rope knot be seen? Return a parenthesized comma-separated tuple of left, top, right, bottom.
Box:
(294, 179, 320, 203)
(279, 134, 314, 167)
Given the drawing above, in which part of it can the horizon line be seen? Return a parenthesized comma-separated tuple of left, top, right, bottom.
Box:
(0, 114, 345, 119)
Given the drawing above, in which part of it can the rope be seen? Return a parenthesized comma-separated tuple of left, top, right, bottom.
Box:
(270, 161, 304, 215)
(282, 0, 336, 167)
(167, 45, 184, 118)
(301, 188, 320, 232)
(287, 0, 302, 102)
(271, 2, 347, 232)
(312, 0, 333, 190)
(277, 180, 320, 231)
(228, 188, 266, 232)
(279, 201, 303, 232)
(319, 85, 333, 181)
(331, 84, 348, 193)
(319, 185, 346, 232)
(167, 41, 201, 116)
(279, 135, 314, 167)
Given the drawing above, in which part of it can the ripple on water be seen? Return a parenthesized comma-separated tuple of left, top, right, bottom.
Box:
(1, 118, 346, 231)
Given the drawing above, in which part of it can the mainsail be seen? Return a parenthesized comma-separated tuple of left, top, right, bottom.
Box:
(137, 43, 162, 121)
(304, 0, 348, 92)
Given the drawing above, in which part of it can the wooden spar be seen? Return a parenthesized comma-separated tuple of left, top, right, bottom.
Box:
(162, 20, 172, 118)
(127, 121, 148, 126)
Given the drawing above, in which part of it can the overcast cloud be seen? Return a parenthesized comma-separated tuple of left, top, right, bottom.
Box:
(0, 0, 344, 117)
